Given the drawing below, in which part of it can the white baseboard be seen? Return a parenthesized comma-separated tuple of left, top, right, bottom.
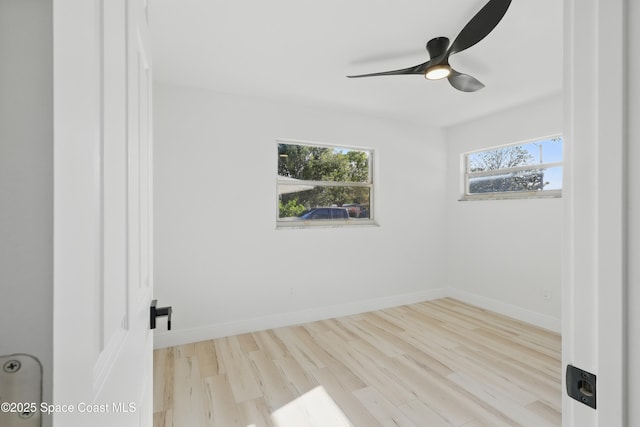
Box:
(154, 287, 561, 348)
(153, 287, 449, 348)
(447, 288, 561, 333)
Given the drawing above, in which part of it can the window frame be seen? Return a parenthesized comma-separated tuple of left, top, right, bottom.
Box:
(276, 139, 376, 228)
(460, 134, 563, 201)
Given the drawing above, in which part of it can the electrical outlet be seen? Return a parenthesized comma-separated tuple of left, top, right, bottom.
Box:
(543, 288, 551, 301)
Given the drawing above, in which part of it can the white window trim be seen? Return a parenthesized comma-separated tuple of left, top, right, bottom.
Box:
(460, 134, 563, 201)
(276, 139, 377, 228)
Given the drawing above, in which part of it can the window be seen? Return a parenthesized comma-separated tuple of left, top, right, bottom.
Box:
(277, 140, 374, 227)
(462, 136, 563, 200)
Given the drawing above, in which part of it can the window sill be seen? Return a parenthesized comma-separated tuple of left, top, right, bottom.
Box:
(459, 190, 562, 201)
(276, 219, 379, 229)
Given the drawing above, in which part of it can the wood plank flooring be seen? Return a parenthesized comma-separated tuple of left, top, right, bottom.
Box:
(153, 298, 561, 427)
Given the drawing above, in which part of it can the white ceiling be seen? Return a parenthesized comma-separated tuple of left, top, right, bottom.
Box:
(150, 0, 562, 128)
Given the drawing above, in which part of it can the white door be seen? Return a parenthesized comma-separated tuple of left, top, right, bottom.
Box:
(53, 0, 155, 426)
(562, 0, 626, 425)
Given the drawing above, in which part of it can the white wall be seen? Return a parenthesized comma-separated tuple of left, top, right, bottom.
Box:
(628, 0, 639, 422)
(444, 94, 563, 330)
(0, 0, 53, 424)
(153, 83, 448, 347)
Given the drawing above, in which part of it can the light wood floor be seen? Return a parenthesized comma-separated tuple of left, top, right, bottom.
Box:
(153, 298, 561, 427)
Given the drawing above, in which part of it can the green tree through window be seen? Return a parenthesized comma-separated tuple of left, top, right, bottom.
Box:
(277, 142, 372, 221)
(463, 136, 563, 199)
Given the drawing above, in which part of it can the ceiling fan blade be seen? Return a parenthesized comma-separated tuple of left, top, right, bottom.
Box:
(347, 61, 431, 78)
(447, 70, 485, 92)
(448, 0, 512, 56)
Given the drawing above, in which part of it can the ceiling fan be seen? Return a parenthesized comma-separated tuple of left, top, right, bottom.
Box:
(347, 0, 512, 92)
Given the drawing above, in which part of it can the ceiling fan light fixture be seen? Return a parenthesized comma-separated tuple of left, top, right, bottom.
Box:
(345, 0, 511, 92)
(425, 64, 451, 80)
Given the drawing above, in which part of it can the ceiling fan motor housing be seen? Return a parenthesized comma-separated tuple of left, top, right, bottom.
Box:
(426, 37, 450, 60)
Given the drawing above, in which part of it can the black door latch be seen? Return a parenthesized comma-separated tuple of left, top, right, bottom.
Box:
(150, 299, 172, 330)
(566, 364, 596, 409)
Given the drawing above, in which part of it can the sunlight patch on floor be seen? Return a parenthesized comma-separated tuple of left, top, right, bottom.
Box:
(271, 386, 353, 426)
